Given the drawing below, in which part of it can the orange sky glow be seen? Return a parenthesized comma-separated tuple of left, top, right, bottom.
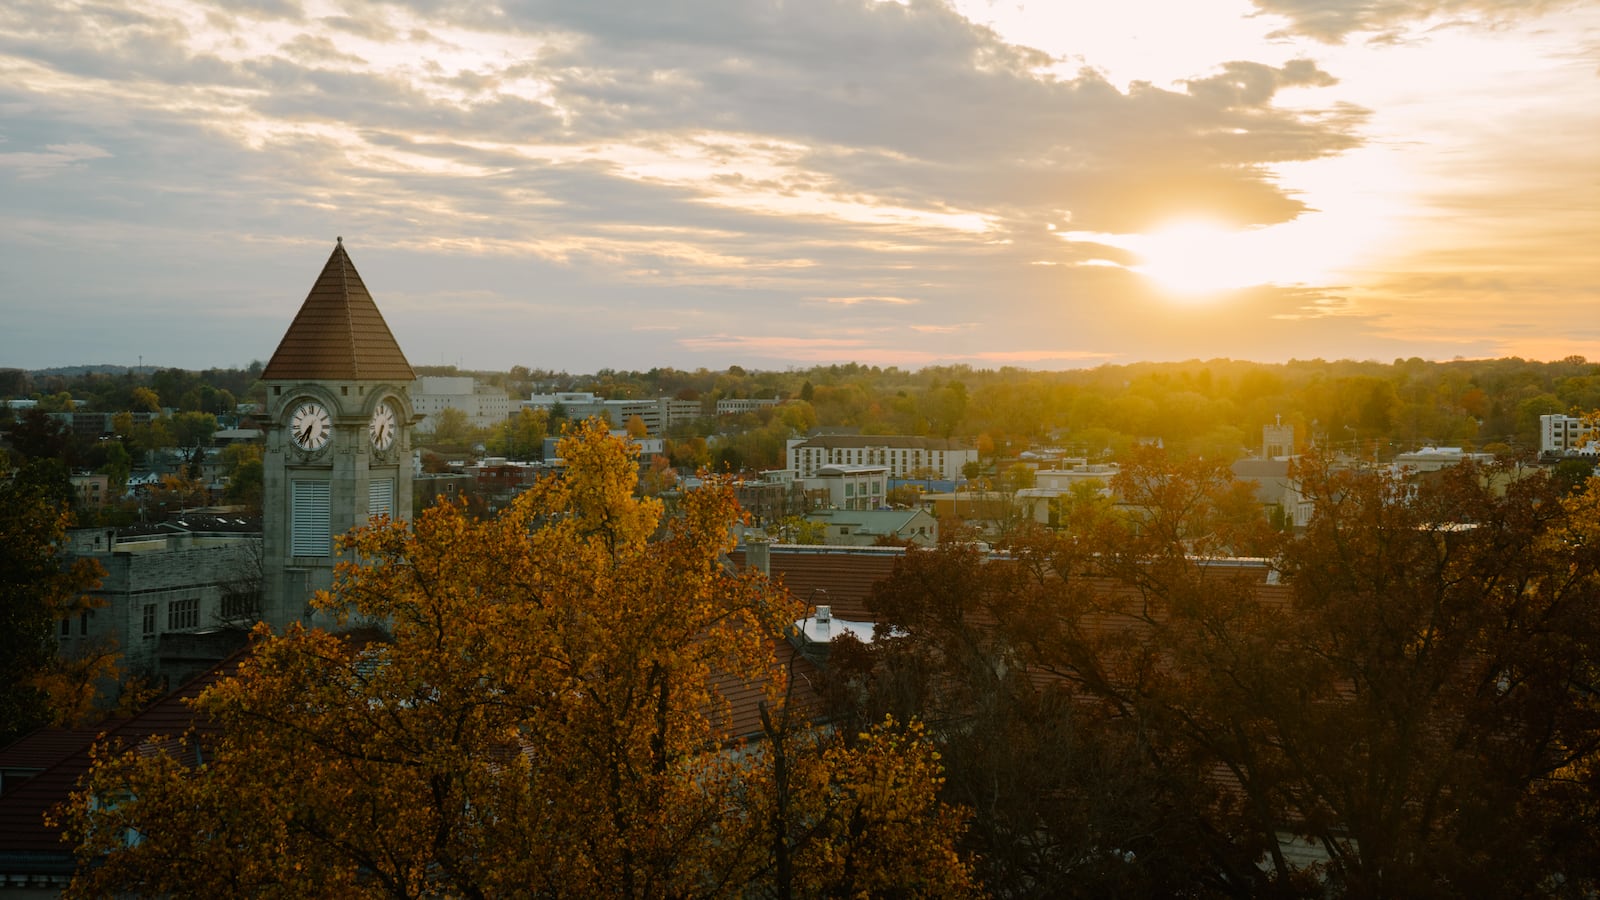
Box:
(0, 0, 1595, 371)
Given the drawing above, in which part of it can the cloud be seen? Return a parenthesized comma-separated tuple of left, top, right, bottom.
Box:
(0, 140, 109, 174)
(0, 0, 1592, 371)
(1248, 0, 1570, 42)
(821, 295, 920, 306)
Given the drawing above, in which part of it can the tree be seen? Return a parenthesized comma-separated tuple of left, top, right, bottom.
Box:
(99, 442, 132, 495)
(486, 407, 548, 460)
(767, 515, 827, 546)
(8, 408, 76, 466)
(65, 421, 974, 898)
(128, 387, 160, 413)
(427, 406, 472, 445)
(0, 463, 107, 745)
(220, 443, 263, 512)
(839, 452, 1600, 897)
(169, 410, 217, 449)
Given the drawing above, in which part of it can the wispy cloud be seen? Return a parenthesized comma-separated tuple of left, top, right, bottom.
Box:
(822, 295, 920, 306)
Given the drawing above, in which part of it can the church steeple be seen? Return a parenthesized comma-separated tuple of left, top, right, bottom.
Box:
(262, 238, 415, 382)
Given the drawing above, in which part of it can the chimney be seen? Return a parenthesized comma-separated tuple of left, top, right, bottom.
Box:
(815, 604, 831, 624)
(745, 537, 770, 576)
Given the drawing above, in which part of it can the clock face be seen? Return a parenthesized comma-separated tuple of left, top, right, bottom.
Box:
(289, 401, 332, 451)
(369, 402, 397, 451)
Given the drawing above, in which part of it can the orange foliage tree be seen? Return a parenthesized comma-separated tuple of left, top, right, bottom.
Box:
(62, 420, 974, 898)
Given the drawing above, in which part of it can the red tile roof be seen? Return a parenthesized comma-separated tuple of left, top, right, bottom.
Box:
(731, 545, 905, 622)
(0, 655, 240, 863)
(261, 239, 415, 382)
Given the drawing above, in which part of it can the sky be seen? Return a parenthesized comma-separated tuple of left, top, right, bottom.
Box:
(1, 0, 1596, 374)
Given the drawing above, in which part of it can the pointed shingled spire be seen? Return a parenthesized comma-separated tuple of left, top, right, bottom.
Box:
(262, 240, 415, 382)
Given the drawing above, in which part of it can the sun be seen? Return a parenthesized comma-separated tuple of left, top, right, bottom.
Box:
(1131, 219, 1269, 297)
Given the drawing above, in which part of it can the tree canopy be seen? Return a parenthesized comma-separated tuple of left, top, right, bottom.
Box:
(63, 421, 974, 898)
(828, 456, 1600, 897)
(0, 463, 108, 745)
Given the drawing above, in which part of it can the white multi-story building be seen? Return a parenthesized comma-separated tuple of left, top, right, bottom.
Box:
(524, 393, 703, 435)
(786, 435, 977, 481)
(413, 376, 516, 432)
(716, 398, 781, 415)
(1541, 414, 1597, 457)
(804, 464, 889, 511)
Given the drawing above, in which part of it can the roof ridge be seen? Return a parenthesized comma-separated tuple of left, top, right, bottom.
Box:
(338, 237, 361, 379)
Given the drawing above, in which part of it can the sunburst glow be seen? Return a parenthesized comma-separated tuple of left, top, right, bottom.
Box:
(1125, 218, 1351, 299)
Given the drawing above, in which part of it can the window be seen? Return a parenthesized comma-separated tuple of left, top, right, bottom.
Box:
(142, 604, 157, 638)
(222, 587, 259, 620)
(292, 480, 332, 556)
(369, 477, 394, 520)
(80, 611, 89, 635)
(168, 598, 199, 631)
(61, 617, 72, 637)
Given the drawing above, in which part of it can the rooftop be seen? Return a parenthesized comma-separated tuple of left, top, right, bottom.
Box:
(261, 239, 415, 382)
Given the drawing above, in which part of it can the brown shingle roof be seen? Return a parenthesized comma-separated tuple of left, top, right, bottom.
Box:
(261, 239, 415, 382)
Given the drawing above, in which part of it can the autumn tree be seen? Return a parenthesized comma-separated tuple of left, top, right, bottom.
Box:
(0, 462, 108, 745)
(65, 421, 974, 898)
(837, 450, 1600, 897)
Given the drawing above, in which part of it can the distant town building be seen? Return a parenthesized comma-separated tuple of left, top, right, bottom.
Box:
(1231, 458, 1314, 529)
(1014, 460, 1120, 526)
(69, 473, 110, 512)
(804, 464, 889, 510)
(1263, 419, 1295, 459)
(715, 398, 781, 416)
(65, 516, 261, 680)
(1541, 414, 1597, 457)
(803, 508, 938, 547)
(1389, 447, 1496, 473)
(524, 392, 702, 435)
(786, 434, 976, 481)
(413, 376, 516, 432)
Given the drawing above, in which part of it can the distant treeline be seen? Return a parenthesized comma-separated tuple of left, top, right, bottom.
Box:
(8, 355, 1599, 463)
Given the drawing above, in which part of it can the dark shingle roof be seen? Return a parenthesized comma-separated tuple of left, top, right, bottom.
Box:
(0, 655, 240, 866)
(261, 239, 415, 382)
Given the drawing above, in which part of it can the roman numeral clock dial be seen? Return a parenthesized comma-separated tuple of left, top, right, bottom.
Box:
(370, 402, 398, 451)
(289, 401, 331, 452)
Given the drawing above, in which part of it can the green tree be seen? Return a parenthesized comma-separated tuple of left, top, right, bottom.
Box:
(99, 442, 132, 494)
(220, 443, 264, 512)
(428, 406, 472, 445)
(486, 407, 548, 460)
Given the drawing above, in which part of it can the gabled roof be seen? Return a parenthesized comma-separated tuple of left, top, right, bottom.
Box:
(261, 239, 415, 382)
(0, 654, 241, 870)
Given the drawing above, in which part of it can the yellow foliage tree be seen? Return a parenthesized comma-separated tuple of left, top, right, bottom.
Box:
(63, 420, 975, 898)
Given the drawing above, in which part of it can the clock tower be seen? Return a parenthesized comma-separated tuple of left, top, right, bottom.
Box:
(260, 239, 418, 629)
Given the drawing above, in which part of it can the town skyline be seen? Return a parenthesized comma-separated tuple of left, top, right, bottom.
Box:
(2, 0, 1596, 373)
